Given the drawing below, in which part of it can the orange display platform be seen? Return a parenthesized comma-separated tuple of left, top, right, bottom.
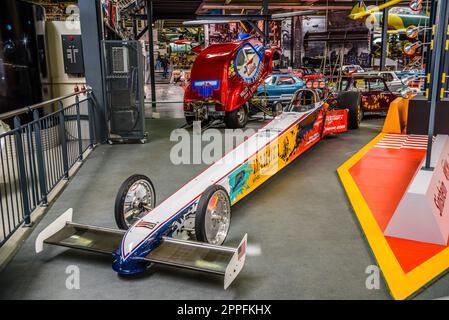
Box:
(338, 133, 449, 300)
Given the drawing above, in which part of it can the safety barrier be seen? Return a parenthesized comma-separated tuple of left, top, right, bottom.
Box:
(0, 89, 97, 247)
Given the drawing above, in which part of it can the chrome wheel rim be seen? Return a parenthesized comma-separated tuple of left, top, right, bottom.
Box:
(204, 190, 231, 245)
(123, 180, 155, 227)
(237, 107, 246, 123)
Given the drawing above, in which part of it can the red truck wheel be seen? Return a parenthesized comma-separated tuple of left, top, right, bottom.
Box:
(224, 105, 248, 128)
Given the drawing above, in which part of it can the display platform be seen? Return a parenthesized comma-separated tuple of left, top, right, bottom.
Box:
(338, 133, 449, 300)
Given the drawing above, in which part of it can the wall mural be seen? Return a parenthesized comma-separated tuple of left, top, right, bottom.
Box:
(327, 12, 371, 68)
(302, 16, 327, 60)
(328, 41, 371, 68)
(300, 13, 371, 68)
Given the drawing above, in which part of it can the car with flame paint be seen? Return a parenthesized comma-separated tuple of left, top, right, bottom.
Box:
(183, 36, 281, 128)
(331, 75, 400, 127)
(35, 89, 353, 289)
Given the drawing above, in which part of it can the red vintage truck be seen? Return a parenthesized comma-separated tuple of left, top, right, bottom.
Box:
(184, 37, 280, 128)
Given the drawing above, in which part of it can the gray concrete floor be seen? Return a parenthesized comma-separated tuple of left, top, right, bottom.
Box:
(1, 84, 449, 299)
(144, 84, 185, 119)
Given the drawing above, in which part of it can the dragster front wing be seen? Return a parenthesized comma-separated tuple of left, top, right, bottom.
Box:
(36, 209, 247, 289)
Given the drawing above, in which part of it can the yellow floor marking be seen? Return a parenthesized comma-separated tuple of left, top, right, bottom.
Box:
(338, 133, 449, 300)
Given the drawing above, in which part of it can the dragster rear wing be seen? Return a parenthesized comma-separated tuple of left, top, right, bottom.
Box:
(35, 209, 247, 289)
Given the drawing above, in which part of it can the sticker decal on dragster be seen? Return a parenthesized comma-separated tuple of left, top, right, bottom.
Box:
(323, 110, 349, 136)
(226, 110, 325, 204)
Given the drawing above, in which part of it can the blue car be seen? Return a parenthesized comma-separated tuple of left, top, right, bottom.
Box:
(255, 73, 305, 105)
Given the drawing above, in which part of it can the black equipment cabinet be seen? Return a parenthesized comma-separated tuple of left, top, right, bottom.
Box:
(407, 96, 449, 135)
(103, 40, 146, 143)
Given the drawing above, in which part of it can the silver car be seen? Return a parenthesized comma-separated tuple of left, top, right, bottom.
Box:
(358, 71, 405, 92)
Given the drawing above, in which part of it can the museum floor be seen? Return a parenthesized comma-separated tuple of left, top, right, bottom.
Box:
(1, 85, 448, 300)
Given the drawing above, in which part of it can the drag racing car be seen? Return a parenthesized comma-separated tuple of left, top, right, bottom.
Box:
(183, 34, 281, 128)
(36, 88, 358, 289)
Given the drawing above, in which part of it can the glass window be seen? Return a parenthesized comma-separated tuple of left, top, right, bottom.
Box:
(277, 76, 295, 85)
(380, 73, 394, 82)
(352, 79, 369, 92)
(264, 76, 275, 84)
(338, 79, 350, 91)
(368, 79, 387, 91)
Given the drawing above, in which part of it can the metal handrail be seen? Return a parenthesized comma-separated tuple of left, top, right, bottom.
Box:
(0, 88, 98, 246)
(0, 87, 92, 121)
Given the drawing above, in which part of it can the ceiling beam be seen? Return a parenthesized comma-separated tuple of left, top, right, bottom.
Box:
(199, 4, 353, 11)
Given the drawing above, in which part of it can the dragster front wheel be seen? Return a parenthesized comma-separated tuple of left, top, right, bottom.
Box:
(195, 185, 231, 245)
(114, 174, 156, 230)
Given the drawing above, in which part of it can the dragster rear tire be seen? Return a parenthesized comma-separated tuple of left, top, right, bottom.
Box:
(335, 91, 362, 130)
(114, 174, 156, 230)
(195, 185, 231, 246)
(224, 105, 248, 128)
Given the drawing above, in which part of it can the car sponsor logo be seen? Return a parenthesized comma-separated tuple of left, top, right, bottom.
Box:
(135, 220, 157, 230)
(236, 44, 263, 83)
(192, 80, 220, 98)
(240, 86, 250, 99)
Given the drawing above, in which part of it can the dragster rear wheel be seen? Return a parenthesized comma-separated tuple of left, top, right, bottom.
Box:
(335, 91, 362, 130)
(195, 185, 231, 245)
(114, 174, 156, 230)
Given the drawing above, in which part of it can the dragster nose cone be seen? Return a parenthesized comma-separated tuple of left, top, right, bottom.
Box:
(121, 226, 153, 258)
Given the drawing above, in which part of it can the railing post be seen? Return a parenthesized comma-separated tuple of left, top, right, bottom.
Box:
(58, 102, 69, 179)
(75, 95, 83, 161)
(13, 117, 32, 227)
(87, 91, 96, 148)
(33, 110, 48, 206)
